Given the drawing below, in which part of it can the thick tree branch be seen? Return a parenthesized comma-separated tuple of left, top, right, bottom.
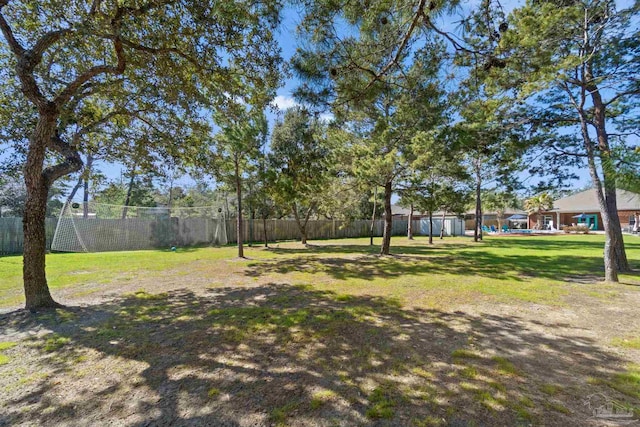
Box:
(603, 85, 640, 107)
(43, 132, 83, 187)
(54, 37, 126, 107)
(361, 0, 426, 93)
(550, 145, 588, 158)
(0, 8, 24, 56)
(116, 37, 203, 70)
(0, 11, 53, 109)
(422, 15, 485, 56)
(30, 29, 71, 65)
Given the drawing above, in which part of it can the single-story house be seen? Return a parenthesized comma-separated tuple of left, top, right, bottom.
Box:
(391, 205, 465, 221)
(388, 205, 465, 236)
(390, 204, 429, 220)
(528, 189, 640, 231)
(464, 209, 528, 230)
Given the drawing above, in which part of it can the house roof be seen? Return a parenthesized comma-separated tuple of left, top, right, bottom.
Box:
(464, 208, 527, 216)
(391, 205, 428, 216)
(392, 204, 527, 217)
(390, 205, 459, 217)
(552, 189, 640, 213)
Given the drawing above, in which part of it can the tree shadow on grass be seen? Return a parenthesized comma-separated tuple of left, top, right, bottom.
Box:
(256, 236, 639, 284)
(265, 242, 473, 257)
(487, 235, 640, 252)
(245, 251, 610, 283)
(0, 285, 637, 426)
(269, 235, 640, 257)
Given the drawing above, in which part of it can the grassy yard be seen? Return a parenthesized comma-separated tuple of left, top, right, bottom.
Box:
(1, 234, 639, 426)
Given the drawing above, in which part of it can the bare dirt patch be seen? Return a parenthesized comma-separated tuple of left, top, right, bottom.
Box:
(1, 282, 639, 426)
(2, 238, 640, 426)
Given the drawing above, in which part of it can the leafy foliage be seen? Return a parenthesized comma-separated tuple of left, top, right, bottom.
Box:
(269, 107, 332, 242)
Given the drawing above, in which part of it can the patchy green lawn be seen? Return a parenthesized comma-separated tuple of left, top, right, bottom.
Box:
(1, 234, 638, 309)
(0, 234, 639, 426)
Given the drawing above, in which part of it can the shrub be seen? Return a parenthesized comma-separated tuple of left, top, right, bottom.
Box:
(562, 225, 590, 234)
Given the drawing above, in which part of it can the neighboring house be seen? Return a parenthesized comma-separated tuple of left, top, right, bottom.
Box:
(528, 189, 640, 231)
(390, 205, 464, 221)
(390, 205, 429, 220)
(388, 205, 465, 236)
(464, 209, 528, 230)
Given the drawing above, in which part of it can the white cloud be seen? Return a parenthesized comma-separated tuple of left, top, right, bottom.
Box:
(271, 95, 298, 111)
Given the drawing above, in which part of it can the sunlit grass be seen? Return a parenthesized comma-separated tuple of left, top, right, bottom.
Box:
(611, 337, 640, 350)
(0, 234, 638, 309)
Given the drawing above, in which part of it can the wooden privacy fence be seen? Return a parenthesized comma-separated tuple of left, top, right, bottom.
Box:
(0, 216, 465, 254)
(0, 217, 57, 255)
(227, 218, 465, 245)
(226, 219, 386, 244)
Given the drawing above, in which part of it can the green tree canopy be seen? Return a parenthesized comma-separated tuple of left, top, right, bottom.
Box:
(269, 107, 331, 244)
(0, 0, 284, 309)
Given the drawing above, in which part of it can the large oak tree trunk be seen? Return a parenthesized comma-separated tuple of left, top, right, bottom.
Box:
(292, 203, 314, 245)
(23, 167, 58, 310)
(23, 113, 83, 310)
(4, 10, 119, 310)
(300, 226, 307, 245)
(380, 181, 392, 255)
(291, 207, 307, 245)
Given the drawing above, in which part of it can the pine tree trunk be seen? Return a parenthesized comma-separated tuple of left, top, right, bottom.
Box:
(589, 59, 629, 274)
(474, 163, 482, 242)
(577, 54, 629, 280)
(601, 167, 629, 273)
(82, 178, 89, 218)
(440, 211, 446, 239)
(579, 110, 624, 282)
(82, 154, 93, 219)
(235, 155, 244, 258)
(370, 186, 377, 246)
(380, 181, 392, 255)
(121, 167, 136, 219)
(428, 210, 433, 244)
(66, 176, 83, 205)
(168, 173, 174, 210)
(408, 203, 414, 240)
(263, 216, 268, 248)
